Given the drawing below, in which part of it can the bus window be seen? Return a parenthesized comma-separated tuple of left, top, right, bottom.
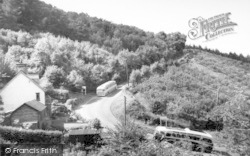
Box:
(189, 135, 200, 141)
(202, 138, 212, 144)
(172, 133, 176, 137)
(176, 133, 185, 138)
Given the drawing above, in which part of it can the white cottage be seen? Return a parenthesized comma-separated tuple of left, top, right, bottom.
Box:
(0, 71, 46, 113)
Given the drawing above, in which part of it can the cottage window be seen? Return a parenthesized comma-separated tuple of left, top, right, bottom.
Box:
(36, 93, 40, 101)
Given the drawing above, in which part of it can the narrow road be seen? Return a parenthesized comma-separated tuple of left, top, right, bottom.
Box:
(75, 86, 124, 130)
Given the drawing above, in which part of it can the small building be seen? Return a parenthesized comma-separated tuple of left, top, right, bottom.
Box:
(0, 71, 46, 113)
(10, 100, 49, 129)
(68, 129, 101, 145)
(0, 62, 53, 114)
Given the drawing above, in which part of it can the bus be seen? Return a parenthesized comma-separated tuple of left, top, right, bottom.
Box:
(96, 81, 117, 96)
(153, 126, 213, 153)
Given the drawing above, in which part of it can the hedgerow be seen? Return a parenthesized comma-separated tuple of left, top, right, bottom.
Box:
(0, 125, 63, 144)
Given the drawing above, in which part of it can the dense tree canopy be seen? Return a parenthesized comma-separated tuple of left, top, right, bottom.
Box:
(0, 28, 186, 91)
(0, 0, 186, 55)
(0, 0, 187, 91)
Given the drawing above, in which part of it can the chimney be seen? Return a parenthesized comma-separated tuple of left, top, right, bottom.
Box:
(27, 73, 40, 81)
(16, 63, 28, 74)
(16, 63, 41, 81)
(27, 67, 40, 82)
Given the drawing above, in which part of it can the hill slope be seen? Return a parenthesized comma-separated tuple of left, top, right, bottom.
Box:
(134, 49, 250, 125)
(125, 49, 250, 154)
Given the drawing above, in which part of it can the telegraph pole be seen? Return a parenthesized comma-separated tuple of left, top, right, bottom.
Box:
(124, 96, 127, 126)
(217, 87, 221, 105)
(125, 60, 129, 87)
(216, 86, 221, 130)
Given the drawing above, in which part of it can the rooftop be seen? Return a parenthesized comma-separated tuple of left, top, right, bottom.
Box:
(155, 126, 212, 138)
(69, 129, 100, 135)
(24, 100, 46, 112)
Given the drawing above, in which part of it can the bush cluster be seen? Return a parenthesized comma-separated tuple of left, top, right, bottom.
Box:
(127, 99, 190, 128)
(0, 125, 63, 144)
(48, 88, 70, 102)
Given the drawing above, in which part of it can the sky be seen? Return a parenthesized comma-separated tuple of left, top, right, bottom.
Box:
(41, 0, 250, 56)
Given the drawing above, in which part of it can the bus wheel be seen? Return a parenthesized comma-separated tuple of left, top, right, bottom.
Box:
(204, 146, 213, 153)
(196, 145, 205, 153)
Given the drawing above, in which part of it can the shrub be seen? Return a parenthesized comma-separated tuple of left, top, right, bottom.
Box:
(91, 118, 102, 130)
(65, 98, 78, 110)
(74, 113, 87, 123)
(140, 65, 151, 78)
(64, 148, 88, 156)
(48, 88, 70, 102)
(151, 101, 167, 115)
(52, 104, 69, 114)
(112, 73, 122, 83)
(212, 129, 250, 156)
(39, 78, 54, 92)
(63, 133, 70, 144)
(0, 95, 3, 105)
(127, 99, 149, 121)
(1, 113, 11, 126)
(127, 140, 192, 156)
(129, 69, 142, 86)
(105, 121, 146, 153)
(51, 102, 70, 119)
(0, 136, 13, 144)
(0, 96, 4, 122)
(0, 125, 63, 144)
(68, 114, 78, 122)
(129, 87, 139, 95)
(63, 143, 100, 156)
(67, 70, 85, 92)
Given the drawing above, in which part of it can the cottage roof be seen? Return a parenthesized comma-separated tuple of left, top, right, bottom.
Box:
(10, 100, 46, 119)
(0, 71, 45, 94)
(24, 100, 46, 112)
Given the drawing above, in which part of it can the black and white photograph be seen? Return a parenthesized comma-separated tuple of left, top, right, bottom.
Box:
(0, 0, 249, 155)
